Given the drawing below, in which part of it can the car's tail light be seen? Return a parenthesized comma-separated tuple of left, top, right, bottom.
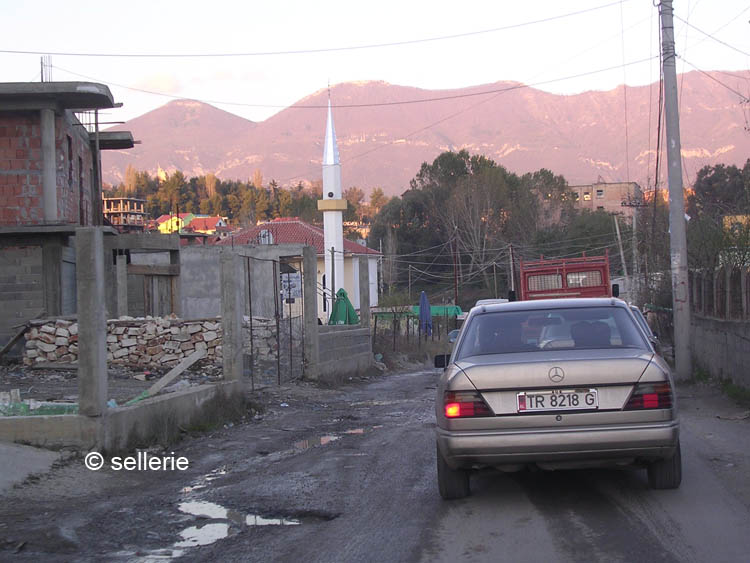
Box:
(623, 381, 673, 410)
(444, 391, 492, 418)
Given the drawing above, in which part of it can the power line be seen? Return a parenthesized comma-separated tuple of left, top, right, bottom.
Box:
(2, 1, 629, 59)
(620, 0, 631, 182)
(679, 58, 750, 102)
(674, 11, 750, 58)
(53, 55, 658, 112)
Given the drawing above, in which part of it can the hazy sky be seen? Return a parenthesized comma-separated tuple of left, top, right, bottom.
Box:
(2, 0, 748, 123)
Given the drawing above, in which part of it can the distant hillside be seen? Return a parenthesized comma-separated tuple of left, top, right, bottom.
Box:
(103, 71, 750, 196)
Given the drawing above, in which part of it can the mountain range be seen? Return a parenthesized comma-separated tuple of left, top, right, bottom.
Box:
(102, 71, 750, 196)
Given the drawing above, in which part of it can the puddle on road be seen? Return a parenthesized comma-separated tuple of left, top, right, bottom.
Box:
(294, 435, 340, 450)
(180, 466, 227, 494)
(111, 548, 186, 561)
(173, 500, 301, 549)
(293, 425, 382, 450)
(175, 522, 231, 548)
(179, 501, 300, 527)
(351, 399, 405, 407)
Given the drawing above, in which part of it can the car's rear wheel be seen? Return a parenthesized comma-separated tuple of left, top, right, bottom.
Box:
(647, 441, 682, 489)
(436, 443, 470, 499)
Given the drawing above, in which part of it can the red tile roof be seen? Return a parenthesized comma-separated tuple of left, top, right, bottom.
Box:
(214, 218, 380, 255)
(189, 216, 224, 232)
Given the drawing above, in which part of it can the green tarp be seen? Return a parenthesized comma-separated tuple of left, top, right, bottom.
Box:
(410, 305, 463, 317)
(328, 288, 360, 325)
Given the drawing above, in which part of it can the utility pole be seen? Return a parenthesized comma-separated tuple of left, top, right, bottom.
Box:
(613, 214, 629, 286)
(452, 237, 458, 306)
(660, 0, 692, 380)
(379, 238, 384, 298)
(408, 265, 412, 301)
(509, 244, 516, 294)
(622, 188, 647, 304)
(493, 262, 498, 298)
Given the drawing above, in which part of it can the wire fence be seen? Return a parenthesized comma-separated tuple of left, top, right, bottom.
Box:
(372, 312, 459, 353)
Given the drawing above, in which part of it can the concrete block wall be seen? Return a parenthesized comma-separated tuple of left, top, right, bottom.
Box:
(317, 325, 371, 383)
(0, 111, 93, 226)
(0, 245, 44, 351)
(691, 316, 750, 389)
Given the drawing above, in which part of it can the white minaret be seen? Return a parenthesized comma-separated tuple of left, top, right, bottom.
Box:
(318, 99, 347, 309)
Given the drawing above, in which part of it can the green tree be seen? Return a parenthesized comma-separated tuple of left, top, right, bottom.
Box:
(124, 164, 137, 194)
(369, 187, 388, 214)
(254, 189, 270, 222)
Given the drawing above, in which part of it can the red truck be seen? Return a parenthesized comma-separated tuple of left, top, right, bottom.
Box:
(518, 251, 617, 300)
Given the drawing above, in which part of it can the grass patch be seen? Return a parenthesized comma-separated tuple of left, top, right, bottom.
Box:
(719, 379, 750, 406)
(690, 366, 711, 384)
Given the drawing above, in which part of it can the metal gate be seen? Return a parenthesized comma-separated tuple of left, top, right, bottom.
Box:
(243, 255, 306, 389)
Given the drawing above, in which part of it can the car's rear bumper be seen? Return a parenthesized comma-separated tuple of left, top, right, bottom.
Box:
(436, 420, 680, 469)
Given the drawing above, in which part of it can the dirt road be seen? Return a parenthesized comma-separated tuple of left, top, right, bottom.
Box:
(1, 368, 749, 562)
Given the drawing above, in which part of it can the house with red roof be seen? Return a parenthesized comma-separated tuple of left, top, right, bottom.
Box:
(186, 216, 227, 234)
(215, 217, 380, 319)
(155, 213, 227, 235)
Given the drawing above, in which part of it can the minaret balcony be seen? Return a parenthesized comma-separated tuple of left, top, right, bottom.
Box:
(317, 199, 348, 211)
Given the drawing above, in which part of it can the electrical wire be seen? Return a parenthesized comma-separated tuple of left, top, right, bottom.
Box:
(674, 11, 750, 58)
(52, 55, 658, 112)
(678, 58, 750, 101)
(620, 0, 631, 182)
(2, 1, 630, 59)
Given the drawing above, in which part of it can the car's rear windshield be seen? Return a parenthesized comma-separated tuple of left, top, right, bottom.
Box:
(455, 306, 649, 359)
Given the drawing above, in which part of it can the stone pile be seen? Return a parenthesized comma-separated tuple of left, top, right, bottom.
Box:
(22, 316, 286, 369)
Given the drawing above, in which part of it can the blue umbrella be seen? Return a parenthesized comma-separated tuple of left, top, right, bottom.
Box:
(419, 291, 433, 336)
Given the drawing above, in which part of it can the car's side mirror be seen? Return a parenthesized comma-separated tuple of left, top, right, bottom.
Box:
(434, 354, 450, 369)
(612, 283, 620, 298)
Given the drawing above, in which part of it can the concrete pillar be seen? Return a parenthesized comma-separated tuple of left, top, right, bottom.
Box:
(358, 256, 371, 328)
(220, 249, 243, 382)
(42, 239, 62, 317)
(41, 109, 57, 223)
(115, 254, 128, 318)
(76, 228, 107, 417)
(303, 246, 319, 380)
(711, 269, 721, 317)
(169, 247, 181, 316)
(690, 270, 702, 313)
(726, 266, 732, 319)
(358, 256, 372, 357)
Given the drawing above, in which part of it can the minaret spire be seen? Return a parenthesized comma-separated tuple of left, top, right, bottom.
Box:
(317, 88, 347, 319)
(323, 99, 340, 168)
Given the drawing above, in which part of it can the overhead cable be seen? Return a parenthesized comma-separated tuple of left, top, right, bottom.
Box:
(1, 1, 629, 59)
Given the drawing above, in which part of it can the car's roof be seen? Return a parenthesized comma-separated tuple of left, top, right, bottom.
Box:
(474, 298, 509, 306)
(472, 297, 629, 314)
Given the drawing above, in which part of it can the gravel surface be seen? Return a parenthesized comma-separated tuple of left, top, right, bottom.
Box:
(0, 367, 748, 562)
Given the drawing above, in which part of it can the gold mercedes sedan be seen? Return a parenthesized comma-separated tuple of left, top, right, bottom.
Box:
(434, 298, 680, 499)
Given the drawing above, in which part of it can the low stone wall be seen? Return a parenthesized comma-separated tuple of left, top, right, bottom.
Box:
(22, 316, 282, 368)
(691, 315, 750, 389)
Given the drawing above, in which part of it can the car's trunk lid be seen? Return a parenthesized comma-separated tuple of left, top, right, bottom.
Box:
(455, 348, 653, 391)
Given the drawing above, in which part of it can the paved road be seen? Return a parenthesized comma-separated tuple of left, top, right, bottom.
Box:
(1, 369, 749, 562)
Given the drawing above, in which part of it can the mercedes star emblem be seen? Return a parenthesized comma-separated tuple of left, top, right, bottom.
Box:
(548, 367, 565, 383)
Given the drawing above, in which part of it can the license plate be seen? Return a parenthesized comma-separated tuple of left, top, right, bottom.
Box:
(517, 389, 598, 412)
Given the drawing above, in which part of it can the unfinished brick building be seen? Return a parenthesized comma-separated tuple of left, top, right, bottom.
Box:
(0, 82, 133, 355)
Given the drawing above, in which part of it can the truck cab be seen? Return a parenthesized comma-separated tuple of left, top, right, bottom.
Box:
(519, 251, 616, 301)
